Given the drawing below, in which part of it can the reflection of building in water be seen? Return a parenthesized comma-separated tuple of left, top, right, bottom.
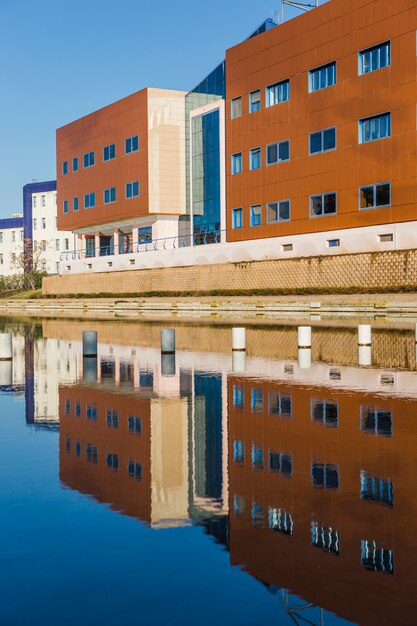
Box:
(228, 374, 417, 626)
(59, 349, 228, 531)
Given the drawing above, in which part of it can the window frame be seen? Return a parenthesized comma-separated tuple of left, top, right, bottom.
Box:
(250, 204, 262, 227)
(231, 207, 243, 229)
(265, 79, 290, 107)
(310, 192, 337, 218)
(125, 181, 139, 199)
(83, 151, 95, 168)
(62, 161, 68, 175)
(309, 127, 337, 155)
(231, 152, 242, 175)
(63, 200, 69, 214)
(230, 96, 242, 120)
(266, 199, 291, 224)
(266, 139, 290, 165)
(359, 182, 391, 211)
(125, 135, 139, 154)
(103, 143, 116, 162)
(103, 187, 116, 204)
(309, 61, 337, 92)
(359, 40, 391, 76)
(359, 112, 391, 144)
(249, 90, 261, 113)
(249, 147, 261, 171)
(84, 192, 96, 209)
(72, 157, 79, 172)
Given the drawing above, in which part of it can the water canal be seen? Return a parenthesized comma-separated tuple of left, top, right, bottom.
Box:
(0, 314, 415, 625)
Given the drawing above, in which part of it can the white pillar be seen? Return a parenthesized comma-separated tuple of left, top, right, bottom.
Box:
(0, 334, 12, 361)
(298, 348, 312, 369)
(232, 351, 246, 373)
(113, 229, 119, 256)
(298, 326, 312, 349)
(358, 325, 372, 347)
(232, 328, 246, 351)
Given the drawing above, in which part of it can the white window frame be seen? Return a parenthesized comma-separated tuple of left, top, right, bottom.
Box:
(310, 192, 337, 218)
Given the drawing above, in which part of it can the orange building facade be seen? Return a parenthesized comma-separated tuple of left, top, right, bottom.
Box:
(226, 0, 417, 244)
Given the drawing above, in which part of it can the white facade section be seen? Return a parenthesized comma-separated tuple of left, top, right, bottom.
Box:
(0, 219, 24, 277)
(31, 190, 76, 274)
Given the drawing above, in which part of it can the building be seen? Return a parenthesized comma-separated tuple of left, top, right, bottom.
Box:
(0, 215, 24, 277)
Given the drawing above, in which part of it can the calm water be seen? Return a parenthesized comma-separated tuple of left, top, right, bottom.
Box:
(1, 318, 416, 626)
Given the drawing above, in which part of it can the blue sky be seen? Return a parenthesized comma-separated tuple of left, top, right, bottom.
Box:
(0, 0, 325, 217)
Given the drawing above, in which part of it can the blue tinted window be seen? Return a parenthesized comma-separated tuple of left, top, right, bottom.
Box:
(361, 540, 394, 574)
(360, 406, 392, 437)
(233, 440, 245, 463)
(250, 148, 261, 170)
(359, 113, 391, 143)
(310, 128, 336, 154)
(73, 197, 79, 212)
(128, 416, 142, 434)
(128, 460, 142, 480)
(311, 399, 338, 427)
(84, 193, 96, 209)
(104, 187, 116, 204)
(267, 140, 289, 164)
(250, 205, 262, 227)
(233, 385, 244, 409)
(266, 79, 289, 106)
(231, 153, 242, 175)
(138, 226, 152, 243)
(249, 90, 261, 113)
(125, 135, 139, 154)
(251, 388, 263, 411)
(106, 453, 119, 470)
(359, 41, 390, 75)
(311, 522, 340, 555)
(312, 462, 339, 489)
(231, 208, 242, 229)
(72, 157, 78, 172)
(103, 144, 116, 161)
(360, 471, 393, 507)
(63, 200, 69, 214)
(83, 152, 95, 168)
(62, 161, 68, 175)
(269, 508, 293, 535)
(106, 409, 118, 429)
(309, 62, 336, 92)
(126, 181, 139, 198)
(252, 445, 264, 470)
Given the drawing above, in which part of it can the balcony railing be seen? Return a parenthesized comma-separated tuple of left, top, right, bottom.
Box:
(60, 230, 225, 262)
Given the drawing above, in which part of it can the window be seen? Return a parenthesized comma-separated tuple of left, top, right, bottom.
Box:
(83, 151, 95, 168)
(86, 403, 97, 421)
(250, 148, 261, 170)
(269, 452, 292, 477)
(360, 183, 390, 209)
(361, 540, 394, 575)
(84, 192, 96, 208)
(231, 152, 242, 175)
(310, 127, 336, 154)
(233, 385, 244, 409)
(64, 238, 69, 251)
(327, 239, 340, 248)
(234, 495, 246, 517)
(128, 460, 142, 481)
(106, 409, 118, 429)
(33, 219, 37, 230)
(138, 226, 152, 243)
(360, 406, 392, 437)
(62, 161, 68, 175)
(379, 233, 393, 243)
(250, 205, 262, 227)
(73, 197, 79, 212)
(231, 96, 242, 119)
(33, 196, 37, 208)
(359, 113, 391, 143)
(249, 90, 261, 113)
(75, 402, 81, 417)
(73, 157, 78, 172)
(311, 399, 338, 427)
(311, 522, 340, 555)
(42, 218, 46, 229)
(268, 392, 292, 418)
(309, 62, 336, 92)
(310, 192, 337, 217)
(128, 416, 142, 434)
(63, 200, 69, 214)
(0, 254, 3, 265)
(233, 440, 245, 463)
(360, 471, 393, 507)
(75, 440, 81, 457)
(86, 443, 98, 464)
(106, 453, 119, 470)
(126, 181, 139, 198)
(267, 140, 289, 164)
(267, 200, 290, 223)
(252, 503, 264, 528)
(125, 135, 139, 153)
(232, 208, 243, 229)
(269, 508, 293, 536)
(252, 445, 264, 470)
(41, 195, 45, 207)
(104, 187, 116, 204)
(55, 239, 60, 251)
(103, 143, 116, 161)
(312, 461, 339, 489)
(65, 437, 71, 454)
(251, 388, 263, 412)
(359, 41, 390, 75)
(65, 399, 70, 415)
(266, 79, 290, 106)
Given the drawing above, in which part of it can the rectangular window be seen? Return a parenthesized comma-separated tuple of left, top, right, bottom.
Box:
(310, 192, 337, 217)
(33, 196, 37, 208)
(269, 452, 292, 477)
(41, 195, 45, 207)
(33, 219, 37, 230)
(233, 385, 244, 409)
(106, 453, 119, 470)
(42, 218, 46, 229)
(309, 62, 336, 92)
(103, 143, 116, 161)
(360, 183, 390, 210)
(310, 127, 336, 154)
(125, 135, 139, 154)
(126, 181, 139, 198)
(359, 113, 391, 143)
(252, 445, 264, 470)
(360, 406, 392, 437)
(128, 460, 142, 481)
(232, 207, 242, 229)
(73, 197, 79, 212)
(252, 503, 264, 528)
(64, 238, 69, 251)
(327, 239, 340, 248)
(231, 152, 242, 175)
(84, 192, 96, 209)
(138, 226, 152, 243)
(249, 90, 261, 113)
(269, 508, 293, 536)
(231, 96, 242, 119)
(266, 79, 290, 106)
(104, 187, 116, 204)
(128, 416, 142, 435)
(72, 157, 78, 172)
(86, 403, 97, 420)
(0, 232, 2, 243)
(86, 443, 98, 464)
(361, 540, 394, 575)
(359, 41, 390, 75)
(12, 231, 16, 243)
(269, 392, 292, 418)
(83, 151, 95, 168)
(62, 161, 68, 175)
(63, 200, 69, 214)
(106, 409, 118, 429)
(360, 471, 393, 507)
(250, 204, 262, 227)
(266, 140, 289, 164)
(311, 462, 339, 489)
(233, 440, 245, 463)
(55, 239, 60, 251)
(311, 522, 340, 555)
(267, 200, 290, 223)
(311, 399, 338, 428)
(379, 233, 393, 243)
(251, 388, 263, 412)
(250, 147, 261, 170)
(0, 254, 3, 265)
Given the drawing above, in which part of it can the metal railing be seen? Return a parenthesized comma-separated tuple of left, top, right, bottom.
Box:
(60, 229, 225, 262)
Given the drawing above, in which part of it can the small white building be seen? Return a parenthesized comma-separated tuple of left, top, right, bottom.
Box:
(0, 215, 24, 277)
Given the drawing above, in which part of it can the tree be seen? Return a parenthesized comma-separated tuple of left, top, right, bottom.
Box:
(11, 238, 48, 290)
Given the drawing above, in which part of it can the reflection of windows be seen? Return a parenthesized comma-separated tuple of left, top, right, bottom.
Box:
(361, 406, 392, 437)
(75, 440, 81, 457)
(251, 388, 263, 412)
(309, 62, 336, 92)
(233, 440, 245, 463)
(138, 226, 152, 243)
(139, 370, 153, 388)
(86, 403, 97, 421)
(233, 385, 244, 409)
(65, 399, 70, 415)
(312, 462, 339, 489)
(266, 79, 289, 106)
(128, 416, 142, 435)
(311, 522, 340, 555)
(266, 140, 289, 165)
(106, 410, 118, 429)
(86, 443, 98, 464)
(269, 507, 293, 536)
(65, 437, 71, 454)
(361, 540, 394, 575)
(269, 451, 292, 477)
(252, 445, 264, 470)
(269, 392, 292, 417)
(311, 399, 338, 428)
(234, 495, 245, 516)
(252, 503, 264, 528)
(128, 460, 142, 481)
(106, 453, 119, 470)
(75, 402, 81, 417)
(359, 41, 390, 75)
(360, 471, 393, 507)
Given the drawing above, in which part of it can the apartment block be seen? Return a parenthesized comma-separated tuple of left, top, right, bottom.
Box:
(0, 216, 24, 277)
